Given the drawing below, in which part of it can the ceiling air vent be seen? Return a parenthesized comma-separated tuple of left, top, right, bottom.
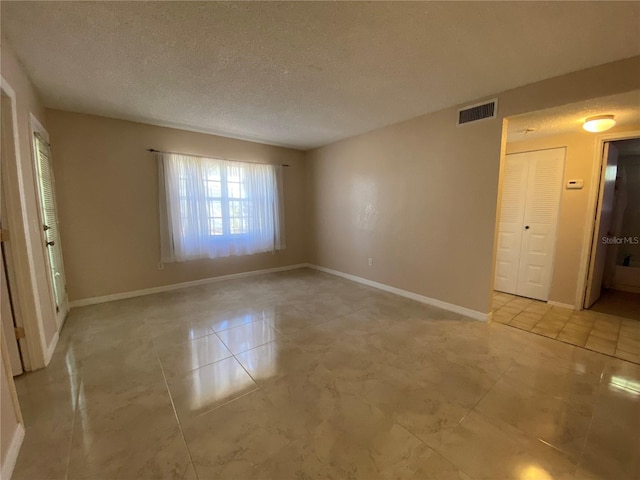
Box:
(457, 99, 497, 125)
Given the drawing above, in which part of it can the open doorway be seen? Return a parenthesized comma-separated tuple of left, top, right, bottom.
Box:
(585, 137, 640, 320)
(491, 90, 640, 364)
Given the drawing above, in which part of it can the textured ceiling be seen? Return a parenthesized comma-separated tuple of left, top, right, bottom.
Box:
(507, 90, 640, 142)
(2, 1, 640, 150)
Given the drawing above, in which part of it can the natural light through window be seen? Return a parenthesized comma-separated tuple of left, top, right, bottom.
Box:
(159, 152, 285, 262)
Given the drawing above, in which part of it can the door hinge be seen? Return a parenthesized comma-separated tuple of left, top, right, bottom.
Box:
(14, 326, 25, 339)
(0, 229, 8, 242)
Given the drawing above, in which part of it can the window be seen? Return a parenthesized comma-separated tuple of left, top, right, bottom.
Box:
(159, 153, 285, 262)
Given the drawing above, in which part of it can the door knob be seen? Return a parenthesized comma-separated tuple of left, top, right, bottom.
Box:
(46, 240, 55, 247)
(43, 224, 50, 231)
(524, 226, 530, 230)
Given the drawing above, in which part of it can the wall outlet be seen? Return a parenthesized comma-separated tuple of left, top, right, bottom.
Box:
(157, 262, 164, 270)
(368, 257, 373, 266)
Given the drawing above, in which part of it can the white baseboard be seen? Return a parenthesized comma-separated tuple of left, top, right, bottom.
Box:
(68, 262, 490, 322)
(547, 300, 576, 310)
(1, 423, 24, 480)
(307, 264, 489, 321)
(69, 263, 309, 308)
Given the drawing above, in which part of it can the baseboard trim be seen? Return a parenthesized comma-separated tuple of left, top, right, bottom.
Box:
(1, 423, 24, 480)
(307, 264, 489, 321)
(69, 262, 490, 321)
(547, 300, 576, 310)
(69, 263, 310, 308)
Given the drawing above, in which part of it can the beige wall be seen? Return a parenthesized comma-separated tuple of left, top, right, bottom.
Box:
(307, 56, 640, 315)
(1, 40, 58, 367)
(505, 125, 640, 307)
(46, 110, 308, 301)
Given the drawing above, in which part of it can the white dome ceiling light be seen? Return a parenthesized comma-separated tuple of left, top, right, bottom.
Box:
(583, 114, 616, 133)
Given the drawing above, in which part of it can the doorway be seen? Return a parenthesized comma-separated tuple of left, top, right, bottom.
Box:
(584, 136, 640, 320)
(1, 90, 25, 375)
(494, 147, 565, 302)
(31, 118, 68, 327)
(491, 92, 640, 363)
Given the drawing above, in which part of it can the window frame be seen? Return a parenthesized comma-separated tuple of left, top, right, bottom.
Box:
(177, 163, 252, 242)
(159, 152, 286, 264)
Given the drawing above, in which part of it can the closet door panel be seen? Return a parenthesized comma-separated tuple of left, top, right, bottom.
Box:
(516, 148, 565, 301)
(494, 153, 529, 294)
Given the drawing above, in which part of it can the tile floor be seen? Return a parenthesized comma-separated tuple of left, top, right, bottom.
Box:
(492, 291, 640, 364)
(590, 289, 640, 322)
(12, 269, 640, 479)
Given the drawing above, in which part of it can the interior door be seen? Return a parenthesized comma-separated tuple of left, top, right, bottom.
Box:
(494, 154, 529, 294)
(585, 142, 619, 308)
(516, 148, 565, 301)
(33, 132, 68, 326)
(0, 93, 23, 376)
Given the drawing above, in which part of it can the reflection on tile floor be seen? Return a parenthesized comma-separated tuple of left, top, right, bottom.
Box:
(12, 269, 640, 479)
(493, 291, 640, 365)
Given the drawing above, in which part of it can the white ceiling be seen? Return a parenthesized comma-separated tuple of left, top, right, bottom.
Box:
(2, 1, 640, 150)
(507, 90, 640, 142)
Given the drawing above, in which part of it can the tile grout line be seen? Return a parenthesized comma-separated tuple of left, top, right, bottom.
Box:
(496, 315, 640, 366)
(26, 277, 637, 479)
(570, 361, 608, 480)
(214, 329, 263, 388)
(364, 343, 511, 480)
(350, 378, 478, 480)
(153, 307, 332, 426)
(457, 360, 509, 428)
(491, 303, 626, 480)
(152, 338, 201, 480)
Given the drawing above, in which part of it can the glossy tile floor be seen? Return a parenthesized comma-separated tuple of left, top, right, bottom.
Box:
(493, 291, 640, 364)
(12, 269, 640, 479)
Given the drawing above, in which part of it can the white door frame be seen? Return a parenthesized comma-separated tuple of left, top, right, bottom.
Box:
(29, 114, 69, 328)
(1, 185, 24, 376)
(0, 328, 25, 480)
(576, 129, 640, 309)
(0, 77, 43, 370)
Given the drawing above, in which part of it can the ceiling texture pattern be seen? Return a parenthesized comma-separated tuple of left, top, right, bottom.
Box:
(507, 90, 640, 143)
(2, 1, 640, 149)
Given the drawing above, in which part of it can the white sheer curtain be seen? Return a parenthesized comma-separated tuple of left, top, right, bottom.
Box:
(158, 152, 285, 262)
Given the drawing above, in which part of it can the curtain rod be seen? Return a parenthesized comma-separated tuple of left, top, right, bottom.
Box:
(147, 148, 290, 167)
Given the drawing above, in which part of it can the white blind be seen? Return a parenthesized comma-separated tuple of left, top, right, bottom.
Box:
(34, 133, 66, 310)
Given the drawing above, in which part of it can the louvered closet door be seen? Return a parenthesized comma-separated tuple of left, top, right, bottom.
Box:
(34, 133, 68, 323)
(516, 148, 565, 301)
(494, 148, 564, 301)
(494, 154, 529, 294)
